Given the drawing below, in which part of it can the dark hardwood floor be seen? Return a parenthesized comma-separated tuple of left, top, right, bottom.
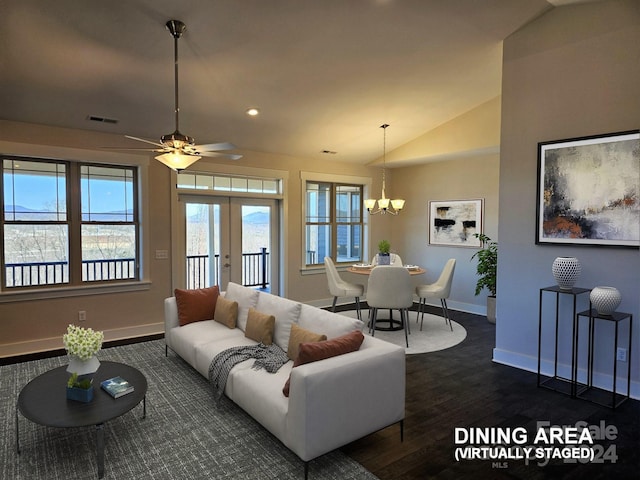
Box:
(5, 303, 637, 479)
(337, 303, 640, 480)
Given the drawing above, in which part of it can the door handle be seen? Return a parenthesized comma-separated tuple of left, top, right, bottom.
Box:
(224, 263, 231, 268)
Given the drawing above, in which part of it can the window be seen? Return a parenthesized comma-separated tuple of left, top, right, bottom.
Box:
(305, 181, 362, 265)
(2, 157, 139, 289)
(177, 172, 281, 195)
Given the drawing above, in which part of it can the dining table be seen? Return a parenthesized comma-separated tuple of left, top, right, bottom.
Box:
(346, 264, 426, 276)
(345, 263, 426, 331)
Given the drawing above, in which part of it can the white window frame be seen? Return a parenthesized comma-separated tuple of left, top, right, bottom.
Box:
(300, 171, 372, 274)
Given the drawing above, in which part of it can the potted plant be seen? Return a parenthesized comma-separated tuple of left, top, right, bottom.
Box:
(63, 324, 104, 402)
(377, 239, 391, 265)
(470, 233, 497, 324)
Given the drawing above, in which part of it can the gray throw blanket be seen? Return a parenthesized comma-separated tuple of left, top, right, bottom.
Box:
(208, 343, 290, 402)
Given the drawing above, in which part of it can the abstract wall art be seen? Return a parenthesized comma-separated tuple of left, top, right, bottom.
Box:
(428, 199, 483, 247)
(536, 130, 639, 247)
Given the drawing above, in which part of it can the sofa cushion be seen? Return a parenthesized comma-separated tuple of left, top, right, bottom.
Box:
(214, 296, 238, 329)
(193, 333, 259, 380)
(224, 282, 260, 331)
(229, 361, 293, 441)
(244, 308, 275, 345)
(287, 324, 327, 361)
(169, 320, 239, 366)
(255, 293, 302, 350)
(174, 286, 219, 326)
(283, 329, 365, 397)
(298, 304, 364, 339)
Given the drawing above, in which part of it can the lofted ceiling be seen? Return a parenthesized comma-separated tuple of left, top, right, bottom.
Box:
(0, 0, 600, 165)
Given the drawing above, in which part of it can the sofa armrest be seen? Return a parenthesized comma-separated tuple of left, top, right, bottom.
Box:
(285, 337, 405, 461)
(164, 297, 179, 348)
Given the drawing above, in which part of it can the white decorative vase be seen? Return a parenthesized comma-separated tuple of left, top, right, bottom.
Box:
(67, 355, 100, 378)
(590, 286, 622, 316)
(552, 256, 581, 290)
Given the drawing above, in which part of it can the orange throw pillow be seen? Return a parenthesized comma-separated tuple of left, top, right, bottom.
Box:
(174, 286, 220, 326)
(282, 330, 364, 397)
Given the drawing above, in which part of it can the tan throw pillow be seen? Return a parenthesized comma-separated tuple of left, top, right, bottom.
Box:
(283, 330, 364, 397)
(214, 296, 238, 329)
(174, 286, 219, 326)
(287, 323, 327, 361)
(244, 308, 275, 345)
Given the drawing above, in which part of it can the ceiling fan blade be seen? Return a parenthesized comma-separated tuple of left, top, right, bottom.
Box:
(199, 151, 243, 160)
(192, 142, 237, 152)
(101, 146, 164, 152)
(125, 135, 165, 147)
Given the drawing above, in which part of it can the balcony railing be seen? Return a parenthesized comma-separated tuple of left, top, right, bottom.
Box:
(5, 258, 136, 287)
(186, 248, 270, 290)
(6, 250, 270, 290)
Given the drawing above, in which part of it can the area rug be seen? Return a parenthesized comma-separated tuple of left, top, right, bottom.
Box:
(0, 340, 377, 480)
(339, 310, 467, 355)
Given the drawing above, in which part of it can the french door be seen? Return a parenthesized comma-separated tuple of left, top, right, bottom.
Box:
(177, 195, 279, 294)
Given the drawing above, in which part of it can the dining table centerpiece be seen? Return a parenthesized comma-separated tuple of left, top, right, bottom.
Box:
(377, 239, 391, 265)
(63, 324, 104, 402)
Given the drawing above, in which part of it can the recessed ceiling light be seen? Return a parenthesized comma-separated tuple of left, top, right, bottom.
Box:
(246, 108, 260, 116)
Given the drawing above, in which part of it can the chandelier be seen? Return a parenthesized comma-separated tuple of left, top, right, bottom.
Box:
(364, 124, 405, 215)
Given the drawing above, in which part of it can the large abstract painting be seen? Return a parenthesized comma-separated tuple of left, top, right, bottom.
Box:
(429, 199, 483, 247)
(536, 130, 640, 247)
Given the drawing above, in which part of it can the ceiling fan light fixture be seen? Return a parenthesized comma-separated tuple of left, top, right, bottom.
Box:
(155, 152, 201, 172)
(160, 131, 195, 150)
(114, 19, 242, 165)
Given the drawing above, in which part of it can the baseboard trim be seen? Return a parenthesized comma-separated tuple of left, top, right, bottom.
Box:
(492, 347, 639, 400)
(0, 323, 164, 365)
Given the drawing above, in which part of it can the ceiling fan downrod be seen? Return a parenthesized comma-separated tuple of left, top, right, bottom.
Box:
(162, 20, 194, 148)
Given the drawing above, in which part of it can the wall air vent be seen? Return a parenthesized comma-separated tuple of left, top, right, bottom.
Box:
(87, 115, 119, 124)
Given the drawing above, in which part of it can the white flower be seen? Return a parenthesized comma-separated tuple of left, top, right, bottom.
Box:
(63, 324, 104, 361)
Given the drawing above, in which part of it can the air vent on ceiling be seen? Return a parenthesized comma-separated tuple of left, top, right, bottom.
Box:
(87, 115, 119, 124)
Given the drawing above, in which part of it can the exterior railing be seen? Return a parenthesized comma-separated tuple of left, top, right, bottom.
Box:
(6, 251, 270, 290)
(186, 249, 270, 290)
(5, 259, 136, 287)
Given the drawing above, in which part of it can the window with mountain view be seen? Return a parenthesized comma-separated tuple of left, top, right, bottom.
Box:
(2, 158, 139, 288)
(305, 181, 362, 265)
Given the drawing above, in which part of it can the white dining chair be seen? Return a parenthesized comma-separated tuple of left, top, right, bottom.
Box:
(415, 259, 456, 331)
(366, 266, 413, 347)
(324, 256, 365, 319)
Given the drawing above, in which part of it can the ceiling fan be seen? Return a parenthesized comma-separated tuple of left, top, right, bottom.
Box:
(117, 20, 242, 171)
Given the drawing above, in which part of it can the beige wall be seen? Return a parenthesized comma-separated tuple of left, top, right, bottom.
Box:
(0, 120, 385, 356)
(391, 154, 500, 314)
(495, 0, 639, 397)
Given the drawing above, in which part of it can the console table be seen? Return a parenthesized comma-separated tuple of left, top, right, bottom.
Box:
(575, 309, 633, 409)
(537, 285, 591, 397)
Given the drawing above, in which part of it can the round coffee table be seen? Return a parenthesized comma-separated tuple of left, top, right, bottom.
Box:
(16, 360, 147, 478)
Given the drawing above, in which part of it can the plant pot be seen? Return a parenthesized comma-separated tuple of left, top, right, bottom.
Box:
(67, 355, 100, 378)
(590, 286, 622, 316)
(377, 253, 390, 265)
(67, 385, 94, 403)
(552, 256, 581, 290)
(486, 295, 496, 324)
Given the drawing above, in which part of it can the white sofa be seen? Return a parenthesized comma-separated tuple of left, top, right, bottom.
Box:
(164, 282, 405, 477)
